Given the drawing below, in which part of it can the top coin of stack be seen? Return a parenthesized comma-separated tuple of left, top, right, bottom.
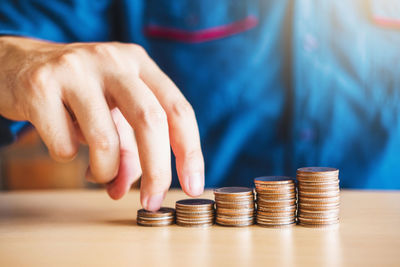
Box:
(214, 187, 255, 227)
(137, 207, 175, 226)
(297, 167, 340, 227)
(254, 176, 297, 227)
(175, 199, 215, 227)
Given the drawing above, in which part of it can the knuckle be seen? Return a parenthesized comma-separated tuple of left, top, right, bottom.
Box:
(128, 43, 147, 55)
(169, 99, 195, 119)
(89, 43, 119, 58)
(145, 169, 171, 188)
(56, 50, 82, 71)
(49, 141, 78, 162)
(28, 65, 51, 90)
(183, 148, 203, 161)
(136, 105, 167, 128)
(90, 131, 119, 153)
(20, 66, 53, 119)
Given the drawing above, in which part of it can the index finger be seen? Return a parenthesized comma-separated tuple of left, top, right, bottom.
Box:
(109, 76, 172, 211)
(139, 54, 205, 197)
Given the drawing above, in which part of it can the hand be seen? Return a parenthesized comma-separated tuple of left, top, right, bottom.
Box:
(0, 36, 204, 210)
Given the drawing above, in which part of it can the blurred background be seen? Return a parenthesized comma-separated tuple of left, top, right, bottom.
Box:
(0, 129, 90, 190)
(1, 1, 399, 191)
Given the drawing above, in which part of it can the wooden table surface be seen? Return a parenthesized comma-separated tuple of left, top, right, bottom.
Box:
(0, 189, 399, 267)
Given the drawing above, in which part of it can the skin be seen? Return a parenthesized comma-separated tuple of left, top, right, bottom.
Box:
(0, 36, 205, 211)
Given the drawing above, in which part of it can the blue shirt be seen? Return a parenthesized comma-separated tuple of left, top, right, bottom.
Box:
(1, 0, 399, 189)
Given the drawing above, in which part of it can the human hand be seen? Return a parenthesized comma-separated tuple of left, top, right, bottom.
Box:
(0, 36, 204, 210)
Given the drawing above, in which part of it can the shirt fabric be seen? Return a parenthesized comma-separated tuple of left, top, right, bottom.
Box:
(1, 0, 399, 189)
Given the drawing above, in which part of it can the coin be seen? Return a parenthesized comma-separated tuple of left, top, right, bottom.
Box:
(254, 176, 297, 227)
(297, 167, 340, 227)
(214, 187, 255, 227)
(214, 187, 254, 196)
(136, 207, 175, 227)
(297, 167, 339, 175)
(176, 199, 215, 207)
(254, 176, 296, 185)
(175, 198, 215, 227)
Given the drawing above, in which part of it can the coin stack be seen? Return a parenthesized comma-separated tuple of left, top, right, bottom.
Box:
(254, 176, 297, 227)
(136, 207, 175, 226)
(214, 187, 255, 227)
(175, 199, 215, 227)
(297, 167, 340, 227)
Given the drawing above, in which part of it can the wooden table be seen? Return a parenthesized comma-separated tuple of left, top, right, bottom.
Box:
(0, 190, 399, 267)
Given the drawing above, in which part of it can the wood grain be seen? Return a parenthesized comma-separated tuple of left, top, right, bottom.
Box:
(0, 189, 399, 267)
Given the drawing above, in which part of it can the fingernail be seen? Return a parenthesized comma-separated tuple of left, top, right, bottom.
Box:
(188, 172, 204, 196)
(145, 192, 164, 211)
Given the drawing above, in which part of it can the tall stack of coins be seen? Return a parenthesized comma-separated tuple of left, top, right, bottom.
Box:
(254, 176, 297, 227)
(175, 199, 215, 227)
(214, 187, 255, 227)
(297, 167, 340, 227)
(137, 207, 175, 226)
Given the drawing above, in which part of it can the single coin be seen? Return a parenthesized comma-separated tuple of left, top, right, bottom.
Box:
(297, 181, 340, 188)
(256, 193, 297, 200)
(176, 213, 215, 219)
(299, 191, 340, 198)
(298, 221, 339, 227)
(299, 183, 339, 188)
(299, 205, 339, 211)
(215, 202, 255, 209)
(176, 217, 214, 223)
(257, 198, 297, 205)
(256, 189, 296, 196)
(175, 208, 214, 214)
(256, 219, 296, 226)
(214, 187, 254, 196)
(256, 182, 296, 188)
(297, 177, 339, 183)
(137, 220, 175, 227)
(298, 216, 339, 222)
(297, 167, 339, 174)
(137, 207, 175, 218)
(254, 176, 296, 185)
(257, 221, 296, 228)
(216, 207, 255, 215)
(216, 218, 254, 227)
(298, 214, 339, 220)
(257, 205, 297, 212)
(256, 187, 296, 193)
(176, 199, 215, 207)
(216, 222, 254, 227)
(299, 195, 340, 203)
(257, 210, 296, 216)
(176, 221, 214, 227)
(215, 195, 254, 201)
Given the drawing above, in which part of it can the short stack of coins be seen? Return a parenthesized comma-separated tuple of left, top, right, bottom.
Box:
(297, 167, 340, 227)
(137, 207, 175, 226)
(214, 187, 255, 227)
(175, 199, 215, 227)
(254, 176, 297, 227)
